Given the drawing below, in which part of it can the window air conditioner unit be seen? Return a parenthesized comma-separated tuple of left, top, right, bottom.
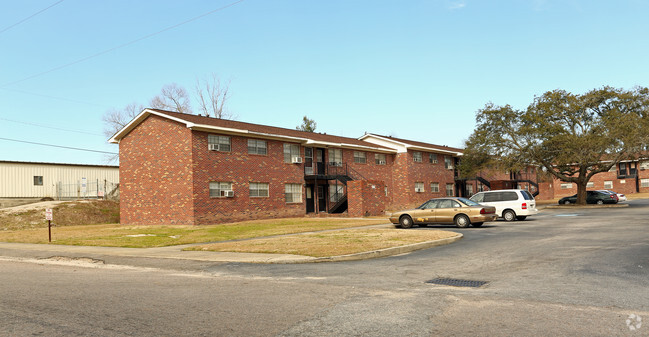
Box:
(378, 160, 386, 165)
(223, 190, 234, 197)
(208, 144, 219, 151)
(292, 156, 303, 164)
(415, 188, 424, 193)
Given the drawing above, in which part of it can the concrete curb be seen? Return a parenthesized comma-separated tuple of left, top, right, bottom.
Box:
(284, 233, 464, 264)
(544, 203, 629, 209)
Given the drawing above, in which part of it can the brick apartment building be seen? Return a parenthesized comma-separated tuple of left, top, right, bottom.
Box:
(538, 159, 649, 200)
(109, 109, 490, 225)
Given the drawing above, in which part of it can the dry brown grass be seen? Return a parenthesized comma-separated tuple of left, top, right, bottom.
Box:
(188, 228, 458, 257)
(0, 200, 119, 231)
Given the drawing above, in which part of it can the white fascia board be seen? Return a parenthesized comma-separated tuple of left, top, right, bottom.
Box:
(359, 134, 408, 153)
(190, 124, 310, 143)
(304, 139, 395, 153)
(405, 145, 464, 157)
(108, 109, 197, 143)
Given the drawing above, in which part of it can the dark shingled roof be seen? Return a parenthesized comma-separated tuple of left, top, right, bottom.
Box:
(148, 109, 395, 150)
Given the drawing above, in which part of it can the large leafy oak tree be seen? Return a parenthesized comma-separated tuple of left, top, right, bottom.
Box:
(460, 86, 649, 204)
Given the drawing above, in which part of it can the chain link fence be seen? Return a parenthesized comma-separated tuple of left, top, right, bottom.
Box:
(55, 179, 119, 200)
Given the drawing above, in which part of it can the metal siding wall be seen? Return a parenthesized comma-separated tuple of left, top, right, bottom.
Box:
(0, 162, 119, 198)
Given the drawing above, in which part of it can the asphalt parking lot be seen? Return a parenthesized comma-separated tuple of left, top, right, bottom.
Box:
(1, 200, 648, 336)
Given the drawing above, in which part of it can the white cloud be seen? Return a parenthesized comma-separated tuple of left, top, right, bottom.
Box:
(448, 1, 466, 10)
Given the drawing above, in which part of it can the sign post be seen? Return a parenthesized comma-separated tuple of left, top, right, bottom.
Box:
(45, 209, 53, 242)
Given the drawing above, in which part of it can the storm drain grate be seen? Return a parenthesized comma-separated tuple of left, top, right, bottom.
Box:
(425, 278, 488, 288)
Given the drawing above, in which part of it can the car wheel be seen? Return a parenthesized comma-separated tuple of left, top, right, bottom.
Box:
(596, 200, 604, 205)
(516, 216, 527, 221)
(503, 210, 516, 222)
(398, 215, 413, 229)
(472, 222, 483, 227)
(454, 214, 470, 228)
(563, 200, 571, 205)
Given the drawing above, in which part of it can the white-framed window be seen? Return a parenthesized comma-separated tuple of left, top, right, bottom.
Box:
(586, 182, 594, 188)
(413, 151, 422, 163)
(209, 181, 232, 197)
(33, 176, 43, 186)
(248, 139, 267, 155)
(430, 182, 439, 193)
(329, 184, 345, 202)
(329, 148, 342, 166)
(353, 151, 366, 164)
(415, 182, 424, 192)
(285, 183, 302, 203)
(560, 183, 572, 189)
(446, 183, 454, 196)
(283, 143, 300, 163)
(208, 135, 231, 152)
(375, 153, 386, 165)
(604, 181, 613, 189)
(444, 156, 453, 169)
(429, 153, 438, 164)
(466, 184, 474, 196)
(249, 182, 269, 197)
(641, 178, 649, 187)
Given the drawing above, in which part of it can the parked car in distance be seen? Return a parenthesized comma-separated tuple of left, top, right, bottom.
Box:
(559, 190, 619, 205)
(597, 190, 627, 202)
(390, 197, 497, 228)
(469, 189, 539, 221)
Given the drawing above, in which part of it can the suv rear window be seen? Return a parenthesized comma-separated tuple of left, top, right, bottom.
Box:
(520, 190, 534, 200)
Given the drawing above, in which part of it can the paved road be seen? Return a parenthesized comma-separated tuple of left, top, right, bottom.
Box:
(2, 201, 649, 336)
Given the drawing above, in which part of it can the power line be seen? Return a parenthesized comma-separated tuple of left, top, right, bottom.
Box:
(1, 0, 245, 88)
(0, 137, 117, 154)
(0, 0, 65, 35)
(0, 87, 108, 107)
(0, 117, 103, 136)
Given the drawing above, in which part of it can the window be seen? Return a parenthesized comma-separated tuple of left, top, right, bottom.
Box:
(33, 176, 43, 186)
(619, 162, 627, 176)
(429, 153, 438, 164)
(329, 185, 345, 202)
(247, 139, 267, 155)
(446, 183, 454, 196)
(560, 183, 572, 189)
(209, 182, 232, 197)
(329, 148, 342, 166)
(375, 153, 386, 165)
(413, 151, 422, 163)
(415, 182, 424, 192)
(444, 156, 453, 169)
(641, 179, 649, 187)
(208, 135, 231, 152)
(586, 182, 594, 188)
(604, 181, 613, 189)
(283, 143, 300, 163)
(285, 184, 302, 203)
(249, 182, 269, 197)
(353, 151, 366, 164)
(430, 182, 439, 193)
(466, 184, 473, 196)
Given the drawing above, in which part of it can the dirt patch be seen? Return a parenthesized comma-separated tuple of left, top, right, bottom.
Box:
(0, 200, 119, 231)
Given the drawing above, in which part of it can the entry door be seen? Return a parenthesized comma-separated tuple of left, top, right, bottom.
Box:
(317, 186, 327, 212)
(316, 149, 325, 175)
(306, 186, 315, 213)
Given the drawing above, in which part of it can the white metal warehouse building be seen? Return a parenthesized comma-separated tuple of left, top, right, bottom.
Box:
(0, 161, 119, 199)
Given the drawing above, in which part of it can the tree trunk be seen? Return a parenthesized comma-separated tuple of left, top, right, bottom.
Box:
(576, 181, 588, 204)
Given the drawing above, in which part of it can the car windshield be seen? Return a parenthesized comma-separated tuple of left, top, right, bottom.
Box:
(458, 197, 480, 206)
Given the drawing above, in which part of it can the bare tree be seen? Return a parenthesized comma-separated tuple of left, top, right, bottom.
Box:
(195, 73, 231, 118)
(149, 83, 192, 114)
(102, 102, 144, 138)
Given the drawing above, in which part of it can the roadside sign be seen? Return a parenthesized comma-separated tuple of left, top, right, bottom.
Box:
(81, 177, 87, 195)
(45, 208, 53, 221)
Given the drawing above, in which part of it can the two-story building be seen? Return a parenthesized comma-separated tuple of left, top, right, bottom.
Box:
(109, 109, 469, 225)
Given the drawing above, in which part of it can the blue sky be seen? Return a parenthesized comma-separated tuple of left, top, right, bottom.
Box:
(1, 0, 648, 165)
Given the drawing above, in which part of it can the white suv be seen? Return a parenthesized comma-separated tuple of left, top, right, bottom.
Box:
(469, 189, 539, 221)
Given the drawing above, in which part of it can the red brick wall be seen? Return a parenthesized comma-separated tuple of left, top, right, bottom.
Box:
(119, 115, 195, 225)
(191, 132, 305, 224)
(348, 180, 386, 217)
